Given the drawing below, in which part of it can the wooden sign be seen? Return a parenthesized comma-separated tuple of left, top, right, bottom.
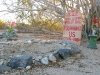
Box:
(63, 9, 83, 45)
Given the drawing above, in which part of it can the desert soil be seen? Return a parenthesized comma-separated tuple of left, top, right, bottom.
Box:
(0, 33, 100, 75)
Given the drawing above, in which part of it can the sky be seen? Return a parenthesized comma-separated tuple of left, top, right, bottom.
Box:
(0, 0, 16, 21)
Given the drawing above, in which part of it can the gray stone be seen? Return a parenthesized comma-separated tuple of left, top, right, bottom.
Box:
(27, 40, 32, 44)
(53, 40, 81, 60)
(55, 49, 71, 60)
(35, 56, 42, 61)
(7, 55, 33, 69)
(41, 57, 49, 65)
(34, 60, 42, 66)
(48, 54, 56, 63)
(59, 40, 81, 55)
(0, 59, 4, 65)
(26, 66, 31, 70)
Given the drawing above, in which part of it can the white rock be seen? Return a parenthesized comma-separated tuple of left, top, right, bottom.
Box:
(26, 66, 31, 70)
(27, 40, 32, 44)
(41, 57, 49, 65)
(4, 71, 8, 74)
(35, 56, 42, 61)
(48, 54, 56, 63)
(16, 55, 22, 57)
(0, 61, 4, 65)
(0, 59, 4, 65)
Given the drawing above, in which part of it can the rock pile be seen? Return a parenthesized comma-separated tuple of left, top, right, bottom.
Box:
(7, 55, 33, 69)
(0, 40, 81, 74)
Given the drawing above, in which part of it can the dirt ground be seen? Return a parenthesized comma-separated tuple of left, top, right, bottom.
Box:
(0, 33, 100, 75)
(29, 43, 100, 75)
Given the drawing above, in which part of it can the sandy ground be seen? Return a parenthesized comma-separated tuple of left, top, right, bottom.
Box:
(0, 33, 100, 75)
(30, 44, 100, 75)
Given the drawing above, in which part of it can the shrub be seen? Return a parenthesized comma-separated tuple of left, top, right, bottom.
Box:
(0, 20, 5, 29)
(16, 23, 33, 33)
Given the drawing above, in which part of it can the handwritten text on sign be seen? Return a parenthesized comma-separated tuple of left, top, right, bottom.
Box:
(63, 9, 83, 44)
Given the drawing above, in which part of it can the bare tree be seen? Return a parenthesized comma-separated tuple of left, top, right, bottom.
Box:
(1, 0, 100, 34)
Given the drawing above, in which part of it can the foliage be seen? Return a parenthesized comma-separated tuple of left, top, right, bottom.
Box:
(16, 19, 63, 33)
(2, 22, 17, 40)
(3, 0, 99, 38)
(2, 29, 17, 40)
(16, 23, 33, 32)
(32, 19, 63, 33)
(22, 0, 31, 5)
(39, 19, 63, 32)
(0, 20, 5, 29)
